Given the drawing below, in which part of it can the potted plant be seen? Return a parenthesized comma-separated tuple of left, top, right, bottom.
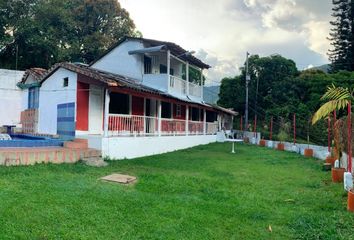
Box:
(326, 140, 337, 166)
(276, 118, 289, 151)
(277, 130, 287, 151)
(348, 189, 354, 212)
(331, 119, 346, 183)
(304, 119, 314, 157)
(259, 137, 266, 147)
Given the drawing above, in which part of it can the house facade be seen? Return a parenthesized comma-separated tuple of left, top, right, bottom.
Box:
(23, 37, 236, 159)
(0, 69, 25, 127)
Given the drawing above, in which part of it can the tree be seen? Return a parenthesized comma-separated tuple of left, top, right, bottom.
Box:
(0, 0, 140, 69)
(328, 0, 354, 72)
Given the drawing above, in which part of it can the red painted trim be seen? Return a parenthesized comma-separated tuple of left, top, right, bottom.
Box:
(76, 81, 89, 131)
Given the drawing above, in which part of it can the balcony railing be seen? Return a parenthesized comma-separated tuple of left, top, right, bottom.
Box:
(188, 82, 202, 98)
(108, 114, 218, 137)
(169, 75, 202, 98)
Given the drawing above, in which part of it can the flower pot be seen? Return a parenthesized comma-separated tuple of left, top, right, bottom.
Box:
(277, 143, 284, 151)
(325, 156, 336, 166)
(304, 148, 313, 157)
(331, 167, 346, 183)
(259, 139, 266, 147)
(243, 137, 249, 143)
(348, 190, 354, 212)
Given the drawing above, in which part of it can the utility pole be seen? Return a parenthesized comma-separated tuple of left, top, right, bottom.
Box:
(244, 52, 250, 130)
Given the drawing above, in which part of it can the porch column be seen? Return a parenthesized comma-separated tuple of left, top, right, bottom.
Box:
(185, 105, 189, 136)
(200, 69, 204, 100)
(203, 109, 207, 135)
(167, 50, 171, 92)
(104, 88, 110, 137)
(158, 100, 162, 136)
(186, 62, 189, 95)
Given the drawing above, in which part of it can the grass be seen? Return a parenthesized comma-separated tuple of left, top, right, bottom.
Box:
(0, 143, 353, 239)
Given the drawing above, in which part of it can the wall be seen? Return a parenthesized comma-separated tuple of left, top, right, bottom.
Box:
(0, 69, 25, 126)
(101, 135, 216, 159)
(91, 40, 144, 80)
(38, 68, 77, 135)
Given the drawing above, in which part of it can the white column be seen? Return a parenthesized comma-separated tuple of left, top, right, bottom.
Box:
(158, 100, 162, 136)
(143, 98, 146, 134)
(167, 50, 171, 93)
(200, 69, 204, 101)
(186, 62, 189, 95)
(203, 109, 207, 135)
(185, 105, 189, 136)
(104, 88, 110, 137)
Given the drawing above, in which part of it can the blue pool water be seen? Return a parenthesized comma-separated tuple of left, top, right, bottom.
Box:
(0, 134, 64, 148)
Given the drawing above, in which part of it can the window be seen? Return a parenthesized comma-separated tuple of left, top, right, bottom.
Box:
(144, 56, 152, 74)
(161, 101, 172, 118)
(176, 104, 182, 117)
(28, 87, 39, 109)
(63, 77, 69, 87)
(109, 93, 130, 114)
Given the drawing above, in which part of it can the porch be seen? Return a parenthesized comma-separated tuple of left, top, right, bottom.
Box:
(104, 91, 220, 137)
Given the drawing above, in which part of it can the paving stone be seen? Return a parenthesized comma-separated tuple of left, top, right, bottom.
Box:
(101, 173, 137, 184)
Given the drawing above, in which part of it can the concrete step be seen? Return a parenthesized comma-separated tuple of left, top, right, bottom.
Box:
(63, 141, 88, 149)
(82, 157, 108, 167)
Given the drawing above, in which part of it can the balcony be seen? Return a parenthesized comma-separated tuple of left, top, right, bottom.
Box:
(142, 74, 202, 100)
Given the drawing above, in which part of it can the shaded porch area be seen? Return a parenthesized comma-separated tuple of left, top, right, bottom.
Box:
(104, 91, 222, 137)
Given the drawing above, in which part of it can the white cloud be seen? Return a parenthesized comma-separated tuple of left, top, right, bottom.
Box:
(120, 0, 332, 84)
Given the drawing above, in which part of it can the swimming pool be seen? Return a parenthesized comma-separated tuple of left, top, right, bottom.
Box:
(0, 134, 64, 148)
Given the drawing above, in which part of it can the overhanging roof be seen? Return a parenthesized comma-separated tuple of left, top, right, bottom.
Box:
(90, 36, 211, 69)
(40, 62, 236, 115)
(128, 45, 167, 55)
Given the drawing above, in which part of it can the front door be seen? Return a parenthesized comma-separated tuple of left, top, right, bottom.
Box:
(145, 99, 157, 134)
(89, 85, 103, 134)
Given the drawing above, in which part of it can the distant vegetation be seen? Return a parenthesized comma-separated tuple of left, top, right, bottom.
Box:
(218, 54, 354, 145)
(0, 0, 141, 70)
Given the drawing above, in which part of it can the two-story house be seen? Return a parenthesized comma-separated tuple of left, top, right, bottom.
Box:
(28, 37, 236, 159)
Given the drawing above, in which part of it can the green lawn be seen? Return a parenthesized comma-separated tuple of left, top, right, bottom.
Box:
(0, 143, 353, 239)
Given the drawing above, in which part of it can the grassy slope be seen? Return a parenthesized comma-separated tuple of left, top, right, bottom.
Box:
(0, 143, 353, 239)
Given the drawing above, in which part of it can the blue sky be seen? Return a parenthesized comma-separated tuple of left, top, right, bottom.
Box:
(120, 0, 332, 85)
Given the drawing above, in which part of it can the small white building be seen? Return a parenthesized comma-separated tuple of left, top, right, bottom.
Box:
(23, 37, 237, 159)
(0, 69, 25, 126)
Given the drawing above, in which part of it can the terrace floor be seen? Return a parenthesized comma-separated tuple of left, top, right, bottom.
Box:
(0, 143, 353, 239)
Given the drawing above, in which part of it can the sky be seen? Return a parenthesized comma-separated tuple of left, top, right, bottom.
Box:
(120, 0, 332, 86)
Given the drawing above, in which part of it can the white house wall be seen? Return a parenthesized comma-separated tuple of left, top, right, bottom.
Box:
(21, 88, 29, 111)
(101, 135, 216, 159)
(38, 68, 77, 135)
(91, 40, 144, 80)
(0, 69, 25, 126)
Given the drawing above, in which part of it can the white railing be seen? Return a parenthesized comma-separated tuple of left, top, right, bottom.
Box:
(161, 118, 186, 136)
(169, 76, 186, 95)
(206, 122, 218, 135)
(109, 114, 158, 136)
(108, 114, 216, 137)
(188, 121, 204, 135)
(188, 82, 202, 98)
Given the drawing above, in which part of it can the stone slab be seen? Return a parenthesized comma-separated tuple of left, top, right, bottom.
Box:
(101, 173, 137, 184)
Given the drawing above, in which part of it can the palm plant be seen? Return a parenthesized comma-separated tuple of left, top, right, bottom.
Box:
(312, 84, 352, 171)
(312, 84, 352, 124)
